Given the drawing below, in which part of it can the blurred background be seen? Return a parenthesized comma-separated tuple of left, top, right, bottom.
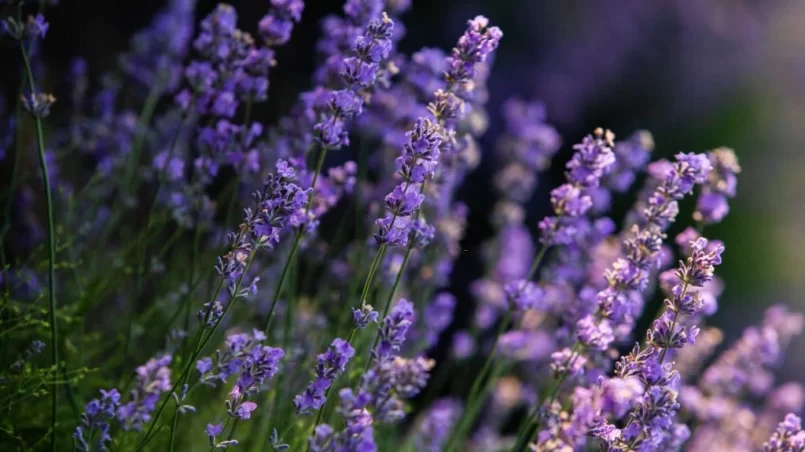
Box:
(5, 0, 803, 380)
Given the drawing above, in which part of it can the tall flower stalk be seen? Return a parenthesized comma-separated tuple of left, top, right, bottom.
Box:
(263, 12, 396, 333)
(6, 9, 59, 449)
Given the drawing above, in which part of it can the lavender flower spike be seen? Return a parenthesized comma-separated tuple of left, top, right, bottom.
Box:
(314, 13, 394, 150)
(117, 355, 173, 431)
(577, 152, 711, 351)
(294, 338, 356, 414)
(74, 389, 121, 452)
(373, 299, 415, 363)
(694, 147, 741, 225)
(539, 128, 616, 247)
(594, 237, 724, 451)
(374, 118, 443, 248)
(765, 413, 805, 452)
(259, 0, 305, 46)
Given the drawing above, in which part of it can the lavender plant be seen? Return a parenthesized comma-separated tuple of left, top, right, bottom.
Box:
(0, 1, 802, 452)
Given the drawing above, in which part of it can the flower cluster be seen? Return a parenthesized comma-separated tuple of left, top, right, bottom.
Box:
(212, 160, 308, 289)
(1, 14, 49, 41)
(259, 0, 305, 46)
(375, 118, 442, 247)
(591, 237, 724, 450)
(197, 330, 283, 392)
(294, 338, 356, 414)
(373, 299, 415, 363)
(493, 98, 562, 207)
(118, 0, 196, 93)
(74, 389, 121, 452)
(314, 13, 394, 149)
(765, 414, 805, 452)
(575, 152, 711, 352)
(694, 147, 742, 224)
(4, 3, 804, 452)
(538, 128, 616, 246)
(116, 355, 173, 431)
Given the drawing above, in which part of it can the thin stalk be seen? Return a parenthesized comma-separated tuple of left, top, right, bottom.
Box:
(511, 344, 582, 451)
(444, 243, 551, 450)
(358, 245, 385, 310)
(263, 146, 328, 332)
(444, 312, 512, 452)
(209, 417, 233, 452)
(364, 243, 413, 371)
(121, 80, 164, 197)
(168, 407, 180, 452)
(138, 245, 256, 450)
(303, 240, 385, 450)
(227, 418, 240, 441)
(19, 30, 59, 452)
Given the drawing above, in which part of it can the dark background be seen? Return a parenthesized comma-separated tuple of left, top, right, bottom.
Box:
(3, 0, 803, 380)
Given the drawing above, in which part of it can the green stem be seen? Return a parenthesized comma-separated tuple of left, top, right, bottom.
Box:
(365, 243, 413, 371)
(122, 80, 164, 197)
(19, 29, 59, 452)
(359, 246, 386, 310)
(444, 313, 512, 452)
(138, 246, 256, 450)
(168, 406, 180, 452)
(511, 344, 582, 451)
(263, 146, 328, 333)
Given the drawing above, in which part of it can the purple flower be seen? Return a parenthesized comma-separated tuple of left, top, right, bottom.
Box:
(309, 424, 336, 451)
(197, 357, 214, 376)
(503, 279, 545, 312)
(2, 14, 49, 40)
(116, 355, 172, 431)
(412, 399, 462, 452)
(26, 14, 49, 39)
(259, 0, 305, 46)
(313, 14, 394, 150)
(419, 293, 456, 349)
(607, 130, 655, 192)
(295, 338, 356, 414)
(214, 159, 309, 291)
(206, 422, 223, 438)
(374, 118, 442, 247)
(550, 347, 587, 377)
(384, 184, 425, 216)
(675, 237, 725, 287)
(576, 315, 614, 351)
(119, 0, 195, 92)
(700, 305, 804, 398)
(374, 299, 415, 363)
(577, 152, 711, 351)
(539, 129, 615, 246)
(694, 147, 741, 225)
(765, 413, 805, 452)
(74, 389, 121, 451)
(234, 401, 257, 420)
(443, 16, 502, 96)
(566, 129, 617, 188)
(313, 0, 384, 86)
(353, 305, 379, 329)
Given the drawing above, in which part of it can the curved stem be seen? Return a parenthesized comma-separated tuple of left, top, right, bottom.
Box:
(19, 30, 59, 452)
(138, 245, 256, 450)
